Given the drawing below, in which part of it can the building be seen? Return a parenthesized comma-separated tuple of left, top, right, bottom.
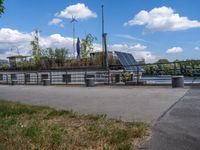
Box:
(0, 59, 8, 65)
(0, 51, 142, 85)
(7, 55, 30, 69)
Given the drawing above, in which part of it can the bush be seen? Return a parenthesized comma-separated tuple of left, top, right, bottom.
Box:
(122, 72, 132, 83)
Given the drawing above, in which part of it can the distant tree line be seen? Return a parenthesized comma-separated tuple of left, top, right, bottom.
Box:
(141, 59, 200, 76)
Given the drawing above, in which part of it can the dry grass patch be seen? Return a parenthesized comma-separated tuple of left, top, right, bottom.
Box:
(0, 100, 150, 150)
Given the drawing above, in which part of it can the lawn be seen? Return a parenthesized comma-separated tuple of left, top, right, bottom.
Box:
(0, 100, 150, 150)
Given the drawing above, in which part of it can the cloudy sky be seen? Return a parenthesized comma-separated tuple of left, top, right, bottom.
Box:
(0, 0, 200, 62)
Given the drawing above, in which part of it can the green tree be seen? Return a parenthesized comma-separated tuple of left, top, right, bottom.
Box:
(81, 34, 97, 58)
(156, 59, 169, 64)
(0, 0, 4, 16)
(30, 30, 42, 66)
(54, 48, 67, 66)
(46, 48, 68, 67)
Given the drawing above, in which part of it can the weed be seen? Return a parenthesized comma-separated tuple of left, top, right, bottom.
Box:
(25, 121, 41, 142)
(47, 110, 72, 118)
(117, 143, 132, 150)
(85, 114, 107, 121)
(109, 128, 132, 144)
(0, 100, 149, 150)
(51, 125, 65, 145)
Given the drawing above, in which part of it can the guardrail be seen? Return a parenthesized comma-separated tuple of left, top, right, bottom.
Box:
(0, 61, 200, 86)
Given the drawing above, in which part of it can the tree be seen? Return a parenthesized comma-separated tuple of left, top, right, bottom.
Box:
(54, 48, 67, 66)
(30, 30, 42, 66)
(0, 0, 4, 16)
(156, 59, 169, 64)
(81, 34, 97, 58)
(46, 48, 68, 67)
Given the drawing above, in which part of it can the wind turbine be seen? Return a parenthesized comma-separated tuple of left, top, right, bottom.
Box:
(70, 16, 78, 58)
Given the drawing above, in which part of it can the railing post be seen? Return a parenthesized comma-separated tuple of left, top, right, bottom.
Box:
(65, 71, 68, 85)
(50, 71, 52, 85)
(24, 73, 26, 85)
(107, 69, 110, 85)
(6, 74, 8, 84)
(36, 72, 39, 85)
(137, 65, 139, 85)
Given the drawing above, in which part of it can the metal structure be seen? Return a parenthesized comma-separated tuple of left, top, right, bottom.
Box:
(71, 16, 78, 58)
(115, 51, 138, 71)
(1, 61, 200, 86)
(101, 5, 108, 69)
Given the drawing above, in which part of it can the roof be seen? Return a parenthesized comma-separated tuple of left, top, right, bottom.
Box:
(7, 55, 30, 59)
(90, 51, 113, 54)
(115, 51, 139, 71)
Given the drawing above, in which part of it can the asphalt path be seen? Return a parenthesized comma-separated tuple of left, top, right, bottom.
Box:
(142, 85, 200, 150)
(0, 85, 187, 123)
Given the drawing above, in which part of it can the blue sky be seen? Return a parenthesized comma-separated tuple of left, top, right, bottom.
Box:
(0, 0, 200, 62)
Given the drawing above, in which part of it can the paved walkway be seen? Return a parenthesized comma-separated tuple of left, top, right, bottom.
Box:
(0, 85, 187, 123)
(142, 85, 200, 150)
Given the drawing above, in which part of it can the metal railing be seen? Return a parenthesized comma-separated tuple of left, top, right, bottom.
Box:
(0, 60, 200, 86)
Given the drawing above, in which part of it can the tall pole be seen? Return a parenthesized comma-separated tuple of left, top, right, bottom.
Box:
(73, 21, 75, 58)
(102, 5, 105, 67)
(71, 16, 77, 58)
(102, 5, 108, 69)
(102, 5, 104, 37)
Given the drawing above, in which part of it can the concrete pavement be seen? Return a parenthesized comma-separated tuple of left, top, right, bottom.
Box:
(142, 85, 200, 150)
(0, 85, 187, 123)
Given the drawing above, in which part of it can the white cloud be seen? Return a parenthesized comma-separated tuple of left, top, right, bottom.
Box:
(115, 34, 149, 43)
(87, 43, 156, 62)
(130, 44, 147, 51)
(108, 43, 147, 52)
(0, 28, 73, 59)
(110, 44, 156, 62)
(194, 46, 200, 50)
(55, 3, 97, 20)
(0, 28, 156, 62)
(0, 28, 33, 59)
(166, 47, 183, 53)
(40, 34, 73, 49)
(48, 18, 64, 28)
(93, 43, 156, 62)
(48, 18, 62, 25)
(124, 6, 200, 32)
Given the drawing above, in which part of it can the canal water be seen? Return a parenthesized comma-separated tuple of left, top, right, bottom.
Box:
(141, 76, 200, 84)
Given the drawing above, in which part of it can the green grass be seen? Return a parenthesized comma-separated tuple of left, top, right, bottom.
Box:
(0, 100, 149, 150)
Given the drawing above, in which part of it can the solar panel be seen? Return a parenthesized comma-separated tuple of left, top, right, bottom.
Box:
(115, 51, 138, 71)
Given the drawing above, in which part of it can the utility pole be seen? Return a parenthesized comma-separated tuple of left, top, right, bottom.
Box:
(101, 5, 108, 69)
(71, 16, 77, 58)
(102, 5, 104, 67)
(102, 5, 104, 38)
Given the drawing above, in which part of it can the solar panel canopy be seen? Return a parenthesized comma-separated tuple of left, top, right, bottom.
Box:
(115, 51, 139, 71)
